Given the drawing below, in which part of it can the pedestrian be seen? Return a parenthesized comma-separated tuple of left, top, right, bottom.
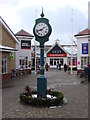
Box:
(67, 66, 70, 74)
(64, 63, 67, 72)
(45, 63, 49, 71)
(56, 62, 59, 70)
(59, 62, 61, 70)
(81, 65, 88, 84)
(84, 65, 88, 82)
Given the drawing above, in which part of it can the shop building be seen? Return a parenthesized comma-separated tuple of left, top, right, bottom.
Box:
(0, 17, 19, 80)
(31, 44, 51, 69)
(31, 40, 77, 69)
(64, 45, 77, 68)
(15, 29, 34, 73)
(46, 41, 67, 68)
(75, 28, 90, 73)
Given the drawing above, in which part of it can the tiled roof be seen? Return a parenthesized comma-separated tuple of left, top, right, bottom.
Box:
(16, 29, 34, 37)
(74, 28, 90, 37)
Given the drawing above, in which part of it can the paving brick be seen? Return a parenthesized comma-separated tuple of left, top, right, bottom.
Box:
(2, 69, 88, 118)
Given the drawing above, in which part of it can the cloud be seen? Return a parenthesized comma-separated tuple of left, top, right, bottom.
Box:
(0, 0, 88, 45)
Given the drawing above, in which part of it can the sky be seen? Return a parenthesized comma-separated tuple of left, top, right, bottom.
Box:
(0, 0, 89, 45)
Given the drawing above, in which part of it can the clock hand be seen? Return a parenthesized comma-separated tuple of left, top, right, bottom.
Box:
(36, 26, 47, 32)
(36, 28, 43, 32)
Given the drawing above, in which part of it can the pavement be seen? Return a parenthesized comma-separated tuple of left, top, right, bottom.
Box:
(2, 69, 88, 118)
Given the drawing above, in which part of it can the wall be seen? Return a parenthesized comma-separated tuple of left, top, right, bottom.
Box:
(16, 37, 31, 70)
(0, 23, 2, 75)
(2, 26, 16, 48)
(2, 27, 16, 71)
(77, 36, 88, 70)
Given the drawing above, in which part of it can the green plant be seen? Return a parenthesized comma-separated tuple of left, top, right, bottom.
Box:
(20, 90, 64, 107)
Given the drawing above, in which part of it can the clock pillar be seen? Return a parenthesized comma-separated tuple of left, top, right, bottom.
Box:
(40, 42, 44, 75)
(37, 42, 47, 98)
(33, 8, 52, 98)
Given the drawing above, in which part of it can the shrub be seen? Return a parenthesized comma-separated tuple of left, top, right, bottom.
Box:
(20, 90, 64, 107)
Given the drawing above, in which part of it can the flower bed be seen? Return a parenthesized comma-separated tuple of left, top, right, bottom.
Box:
(20, 89, 64, 107)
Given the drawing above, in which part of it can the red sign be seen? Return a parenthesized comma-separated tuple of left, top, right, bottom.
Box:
(47, 54, 67, 57)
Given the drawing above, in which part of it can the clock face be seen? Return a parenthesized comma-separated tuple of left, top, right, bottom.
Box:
(35, 22, 49, 37)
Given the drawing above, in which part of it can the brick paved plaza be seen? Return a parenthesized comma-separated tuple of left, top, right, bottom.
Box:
(2, 69, 88, 118)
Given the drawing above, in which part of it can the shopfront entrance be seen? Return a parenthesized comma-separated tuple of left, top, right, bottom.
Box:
(46, 42, 67, 68)
(50, 58, 64, 67)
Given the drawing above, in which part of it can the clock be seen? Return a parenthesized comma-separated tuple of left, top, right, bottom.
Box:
(33, 16, 52, 43)
(35, 22, 49, 37)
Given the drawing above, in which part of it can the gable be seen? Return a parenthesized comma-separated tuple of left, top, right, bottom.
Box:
(47, 44, 67, 57)
(2, 26, 16, 48)
(0, 17, 19, 44)
(16, 29, 34, 37)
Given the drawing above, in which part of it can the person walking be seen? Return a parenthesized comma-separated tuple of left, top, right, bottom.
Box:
(81, 65, 88, 84)
(45, 63, 49, 71)
(56, 62, 59, 70)
(59, 62, 61, 70)
(64, 63, 67, 72)
(84, 65, 88, 82)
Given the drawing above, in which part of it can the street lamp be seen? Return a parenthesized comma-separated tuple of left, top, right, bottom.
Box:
(34, 40, 37, 74)
(71, 9, 73, 75)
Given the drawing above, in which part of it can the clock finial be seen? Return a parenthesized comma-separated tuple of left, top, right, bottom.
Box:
(40, 7, 44, 18)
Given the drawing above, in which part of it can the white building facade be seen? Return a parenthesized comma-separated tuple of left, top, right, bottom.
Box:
(16, 29, 34, 73)
(46, 42, 67, 68)
(75, 28, 90, 73)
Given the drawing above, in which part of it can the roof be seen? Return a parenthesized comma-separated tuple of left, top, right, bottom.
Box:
(16, 29, 34, 37)
(46, 41, 67, 55)
(74, 28, 90, 37)
(0, 16, 19, 44)
(0, 45, 17, 52)
(64, 46, 77, 55)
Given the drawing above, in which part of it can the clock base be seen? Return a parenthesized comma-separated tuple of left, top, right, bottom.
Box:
(37, 76, 47, 98)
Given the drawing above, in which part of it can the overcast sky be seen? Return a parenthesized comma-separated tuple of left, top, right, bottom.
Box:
(0, 0, 89, 45)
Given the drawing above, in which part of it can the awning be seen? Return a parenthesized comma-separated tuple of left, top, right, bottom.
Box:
(0, 45, 18, 52)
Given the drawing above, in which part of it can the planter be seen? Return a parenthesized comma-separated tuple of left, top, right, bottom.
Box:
(20, 90, 64, 107)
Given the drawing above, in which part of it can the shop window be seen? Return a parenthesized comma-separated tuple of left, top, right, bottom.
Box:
(19, 57, 28, 69)
(88, 56, 90, 65)
(24, 57, 28, 68)
(2, 56, 7, 74)
(60, 59, 63, 66)
(81, 57, 88, 69)
(73, 58, 76, 66)
(50, 59, 53, 66)
(54, 59, 59, 66)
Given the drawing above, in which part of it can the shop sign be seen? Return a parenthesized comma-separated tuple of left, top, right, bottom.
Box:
(82, 43, 88, 54)
(47, 54, 67, 57)
(21, 40, 31, 49)
(48, 44, 66, 54)
(47, 44, 67, 57)
(10, 52, 14, 59)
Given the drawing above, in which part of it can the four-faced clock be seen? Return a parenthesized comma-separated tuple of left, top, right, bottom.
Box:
(35, 22, 49, 37)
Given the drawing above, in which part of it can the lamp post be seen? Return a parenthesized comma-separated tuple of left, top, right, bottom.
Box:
(34, 40, 37, 74)
(71, 9, 73, 75)
(33, 8, 52, 98)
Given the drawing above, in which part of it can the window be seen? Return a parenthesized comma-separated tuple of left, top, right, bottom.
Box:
(60, 59, 63, 66)
(19, 57, 28, 69)
(81, 57, 88, 68)
(24, 57, 28, 68)
(50, 59, 53, 66)
(88, 56, 90, 65)
(2, 56, 7, 74)
(54, 59, 59, 66)
(50, 58, 64, 66)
